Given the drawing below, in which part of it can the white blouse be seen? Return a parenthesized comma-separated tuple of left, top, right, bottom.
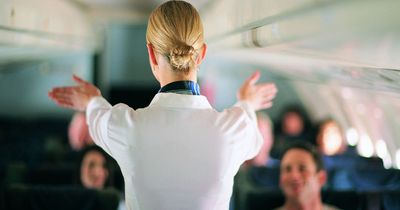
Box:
(86, 93, 263, 210)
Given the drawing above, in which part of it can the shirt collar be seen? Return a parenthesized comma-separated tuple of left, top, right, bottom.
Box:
(159, 80, 200, 95)
(149, 93, 212, 109)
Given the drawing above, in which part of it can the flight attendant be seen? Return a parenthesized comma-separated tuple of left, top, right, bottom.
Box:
(49, 1, 277, 209)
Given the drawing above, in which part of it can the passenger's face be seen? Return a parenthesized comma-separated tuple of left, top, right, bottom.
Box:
(283, 112, 304, 136)
(318, 122, 344, 155)
(280, 149, 326, 201)
(81, 151, 109, 189)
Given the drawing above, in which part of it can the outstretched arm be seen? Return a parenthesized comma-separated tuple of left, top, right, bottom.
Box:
(237, 71, 278, 111)
(48, 75, 101, 111)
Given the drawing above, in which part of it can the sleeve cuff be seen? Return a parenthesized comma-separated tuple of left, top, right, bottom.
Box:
(234, 101, 257, 122)
(234, 101, 255, 112)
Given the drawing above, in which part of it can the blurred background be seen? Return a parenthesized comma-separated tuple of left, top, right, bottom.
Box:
(1, 0, 400, 209)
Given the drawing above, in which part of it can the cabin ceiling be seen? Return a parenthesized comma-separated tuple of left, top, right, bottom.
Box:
(201, 0, 400, 92)
(1, 0, 400, 120)
(72, 0, 212, 11)
(70, 0, 214, 23)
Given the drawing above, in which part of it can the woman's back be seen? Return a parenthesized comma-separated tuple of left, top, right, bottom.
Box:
(89, 93, 262, 210)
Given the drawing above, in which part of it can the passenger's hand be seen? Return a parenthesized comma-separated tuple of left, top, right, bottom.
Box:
(237, 71, 277, 111)
(48, 75, 101, 112)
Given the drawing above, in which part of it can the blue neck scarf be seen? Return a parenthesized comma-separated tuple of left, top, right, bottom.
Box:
(159, 80, 201, 95)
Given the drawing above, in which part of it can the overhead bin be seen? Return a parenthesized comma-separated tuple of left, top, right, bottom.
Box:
(0, 0, 97, 62)
(202, 0, 400, 69)
(200, 0, 400, 163)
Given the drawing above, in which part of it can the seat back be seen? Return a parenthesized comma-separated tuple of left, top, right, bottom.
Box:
(349, 168, 400, 191)
(243, 190, 362, 210)
(3, 185, 120, 210)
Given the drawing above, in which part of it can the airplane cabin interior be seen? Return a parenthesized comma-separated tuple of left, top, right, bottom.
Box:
(0, 0, 399, 209)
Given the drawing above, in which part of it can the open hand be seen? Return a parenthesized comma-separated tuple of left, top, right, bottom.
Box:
(48, 75, 101, 111)
(237, 71, 278, 111)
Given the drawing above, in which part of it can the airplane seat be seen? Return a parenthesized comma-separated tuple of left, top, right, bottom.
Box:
(382, 190, 400, 210)
(322, 146, 366, 170)
(349, 168, 400, 191)
(237, 167, 362, 210)
(245, 189, 284, 210)
(26, 164, 76, 186)
(0, 165, 5, 186)
(5, 161, 125, 192)
(248, 166, 280, 189)
(323, 153, 359, 190)
(4, 163, 28, 185)
(355, 156, 385, 169)
(232, 167, 280, 210)
(321, 190, 361, 210)
(244, 190, 362, 210)
(5, 163, 76, 186)
(322, 154, 358, 170)
(3, 185, 120, 210)
(357, 191, 383, 210)
(0, 184, 5, 210)
(326, 168, 354, 190)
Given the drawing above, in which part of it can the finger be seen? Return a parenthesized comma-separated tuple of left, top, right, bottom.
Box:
(57, 102, 75, 110)
(258, 87, 278, 98)
(51, 99, 73, 109)
(260, 87, 278, 96)
(50, 94, 73, 102)
(50, 87, 76, 94)
(257, 88, 276, 97)
(261, 94, 275, 103)
(257, 83, 277, 92)
(261, 93, 276, 102)
(50, 89, 74, 97)
(49, 91, 75, 101)
(73, 74, 90, 86)
(55, 99, 74, 106)
(48, 91, 55, 98)
(260, 101, 273, 110)
(245, 71, 260, 86)
(257, 82, 276, 89)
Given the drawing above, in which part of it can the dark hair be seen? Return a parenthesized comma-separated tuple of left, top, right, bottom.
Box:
(316, 118, 337, 130)
(277, 105, 312, 133)
(76, 145, 114, 188)
(281, 141, 324, 172)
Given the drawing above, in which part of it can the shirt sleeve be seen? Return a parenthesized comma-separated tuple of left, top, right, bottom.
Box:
(86, 96, 136, 171)
(86, 96, 113, 154)
(233, 101, 264, 160)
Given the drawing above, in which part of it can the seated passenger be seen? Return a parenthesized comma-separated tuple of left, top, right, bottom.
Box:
(78, 145, 112, 189)
(315, 119, 346, 156)
(275, 142, 342, 210)
(248, 112, 279, 167)
(78, 145, 126, 210)
(315, 119, 360, 172)
(271, 105, 314, 159)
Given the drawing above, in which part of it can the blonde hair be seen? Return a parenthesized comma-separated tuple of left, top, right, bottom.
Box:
(146, 0, 204, 74)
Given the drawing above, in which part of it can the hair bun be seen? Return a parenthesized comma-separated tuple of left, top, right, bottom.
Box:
(169, 43, 195, 73)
